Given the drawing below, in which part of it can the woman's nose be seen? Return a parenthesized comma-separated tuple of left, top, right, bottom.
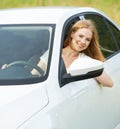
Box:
(80, 39, 86, 46)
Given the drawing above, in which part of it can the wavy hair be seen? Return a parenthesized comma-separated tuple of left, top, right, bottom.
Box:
(64, 19, 105, 61)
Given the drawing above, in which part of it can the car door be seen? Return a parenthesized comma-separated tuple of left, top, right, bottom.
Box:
(58, 13, 120, 129)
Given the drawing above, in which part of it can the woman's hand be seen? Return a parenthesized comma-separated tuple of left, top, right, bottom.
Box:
(95, 70, 113, 87)
(1, 64, 8, 69)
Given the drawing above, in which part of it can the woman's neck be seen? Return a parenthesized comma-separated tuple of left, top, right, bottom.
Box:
(62, 45, 79, 57)
(62, 46, 79, 68)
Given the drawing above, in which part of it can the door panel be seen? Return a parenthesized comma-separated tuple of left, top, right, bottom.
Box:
(57, 13, 120, 129)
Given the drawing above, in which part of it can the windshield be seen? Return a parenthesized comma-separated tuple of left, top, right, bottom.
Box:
(0, 24, 55, 85)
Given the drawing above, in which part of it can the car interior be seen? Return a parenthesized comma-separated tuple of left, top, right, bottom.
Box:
(0, 27, 50, 79)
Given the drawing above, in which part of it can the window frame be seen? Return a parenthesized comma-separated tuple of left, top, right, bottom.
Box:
(59, 13, 103, 87)
(59, 11, 120, 87)
(0, 24, 55, 85)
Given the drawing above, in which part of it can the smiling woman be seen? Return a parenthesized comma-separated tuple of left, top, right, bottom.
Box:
(62, 19, 113, 87)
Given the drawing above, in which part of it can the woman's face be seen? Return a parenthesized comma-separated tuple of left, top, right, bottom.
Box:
(71, 28, 92, 52)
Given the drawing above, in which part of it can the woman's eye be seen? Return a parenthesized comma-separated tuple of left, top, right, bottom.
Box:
(79, 35, 83, 38)
(86, 38, 91, 42)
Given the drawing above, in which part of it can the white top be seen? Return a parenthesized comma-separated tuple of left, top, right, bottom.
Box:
(66, 53, 85, 73)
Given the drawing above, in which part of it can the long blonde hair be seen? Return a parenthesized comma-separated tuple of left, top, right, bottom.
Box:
(64, 19, 105, 62)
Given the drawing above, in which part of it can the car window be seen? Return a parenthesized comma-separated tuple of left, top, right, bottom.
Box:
(0, 25, 54, 85)
(84, 14, 119, 58)
(59, 13, 120, 87)
(108, 21, 120, 49)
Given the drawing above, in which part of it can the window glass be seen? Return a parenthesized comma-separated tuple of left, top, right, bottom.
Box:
(108, 22, 120, 49)
(85, 14, 118, 58)
(0, 25, 54, 85)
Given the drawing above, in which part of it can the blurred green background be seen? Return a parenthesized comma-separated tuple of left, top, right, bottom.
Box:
(0, 0, 120, 25)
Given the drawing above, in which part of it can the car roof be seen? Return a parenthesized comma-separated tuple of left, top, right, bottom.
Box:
(0, 6, 100, 24)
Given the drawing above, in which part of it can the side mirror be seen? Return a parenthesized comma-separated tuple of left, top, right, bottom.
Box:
(59, 55, 104, 87)
(68, 55, 103, 76)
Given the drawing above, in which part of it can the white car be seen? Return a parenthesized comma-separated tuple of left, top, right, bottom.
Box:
(0, 7, 120, 129)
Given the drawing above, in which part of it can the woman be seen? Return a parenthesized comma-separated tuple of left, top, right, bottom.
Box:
(62, 19, 113, 87)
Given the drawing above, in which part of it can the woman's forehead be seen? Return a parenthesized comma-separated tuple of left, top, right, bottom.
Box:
(75, 28, 92, 36)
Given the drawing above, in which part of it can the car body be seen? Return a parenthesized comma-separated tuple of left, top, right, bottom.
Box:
(0, 6, 120, 129)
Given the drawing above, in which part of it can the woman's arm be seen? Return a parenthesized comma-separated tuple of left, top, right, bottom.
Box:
(95, 70, 113, 87)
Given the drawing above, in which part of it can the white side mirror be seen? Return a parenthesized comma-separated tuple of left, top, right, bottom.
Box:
(68, 54, 104, 76)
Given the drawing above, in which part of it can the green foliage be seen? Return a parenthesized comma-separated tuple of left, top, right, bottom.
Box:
(0, 0, 120, 25)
